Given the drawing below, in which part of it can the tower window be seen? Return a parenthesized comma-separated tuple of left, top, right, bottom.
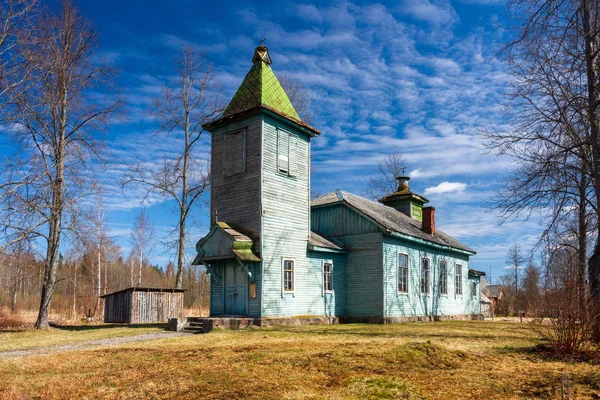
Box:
(277, 128, 297, 177)
(223, 129, 246, 176)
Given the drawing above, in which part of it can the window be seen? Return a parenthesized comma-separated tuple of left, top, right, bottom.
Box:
(439, 260, 448, 295)
(455, 264, 463, 296)
(323, 262, 333, 292)
(398, 253, 408, 293)
(277, 129, 297, 177)
(471, 281, 477, 297)
(283, 259, 294, 292)
(420, 258, 430, 295)
(223, 129, 246, 176)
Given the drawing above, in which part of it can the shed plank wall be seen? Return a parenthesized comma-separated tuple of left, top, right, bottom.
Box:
(103, 290, 183, 324)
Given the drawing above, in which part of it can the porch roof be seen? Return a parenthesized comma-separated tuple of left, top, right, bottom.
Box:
(193, 221, 261, 265)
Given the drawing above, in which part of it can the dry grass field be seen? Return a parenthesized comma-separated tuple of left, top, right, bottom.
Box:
(1, 321, 599, 399)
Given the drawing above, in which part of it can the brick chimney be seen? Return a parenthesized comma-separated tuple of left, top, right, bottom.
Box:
(422, 207, 435, 235)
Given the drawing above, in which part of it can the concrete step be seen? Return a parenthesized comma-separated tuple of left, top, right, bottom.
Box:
(182, 327, 204, 334)
(187, 322, 204, 327)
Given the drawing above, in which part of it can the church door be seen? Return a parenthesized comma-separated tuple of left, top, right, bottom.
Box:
(224, 262, 248, 315)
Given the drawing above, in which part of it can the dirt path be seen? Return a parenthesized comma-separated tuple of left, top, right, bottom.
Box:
(0, 331, 187, 359)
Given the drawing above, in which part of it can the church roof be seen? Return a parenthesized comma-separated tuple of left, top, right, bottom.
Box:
(223, 45, 300, 121)
(312, 190, 475, 255)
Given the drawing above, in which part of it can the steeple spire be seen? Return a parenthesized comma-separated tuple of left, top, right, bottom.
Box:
(222, 45, 299, 121)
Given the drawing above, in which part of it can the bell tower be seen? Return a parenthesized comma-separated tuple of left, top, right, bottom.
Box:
(198, 45, 320, 318)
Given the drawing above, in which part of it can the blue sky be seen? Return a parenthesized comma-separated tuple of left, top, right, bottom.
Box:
(8, 0, 545, 281)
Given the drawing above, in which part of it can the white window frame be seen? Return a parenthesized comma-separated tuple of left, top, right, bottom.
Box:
(322, 260, 334, 295)
(439, 260, 448, 296)
(397, 252, 409, 294)
(455, 264, 463, 296)
(281, 258, 295, 295)
(420, 257, 430, 296)
(471, 281, 477, 298)
(276, 128, 297, 177)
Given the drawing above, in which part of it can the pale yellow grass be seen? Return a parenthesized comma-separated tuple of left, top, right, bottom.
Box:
(1, 321, 599, 399)
(0, 324, 165, 352)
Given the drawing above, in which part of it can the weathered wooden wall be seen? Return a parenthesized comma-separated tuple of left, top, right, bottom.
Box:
(130, 290, 184, 324)
(210, 115, 263, 240)
(103, 290, 131, 323)
(382, 236, 475, 317)
(261, 115, 315, 317)
(103, 289, 184, 324)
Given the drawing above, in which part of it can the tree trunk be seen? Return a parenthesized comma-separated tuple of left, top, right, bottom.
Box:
(577, 168, 587, 314)
(583, 0, 600, 340)
(96, 239, 101, 314)
(175, 113, 190, 289)
(138, 248, 143, 287)
(35, 180, 64, 329)
(72, 261, 77, 320)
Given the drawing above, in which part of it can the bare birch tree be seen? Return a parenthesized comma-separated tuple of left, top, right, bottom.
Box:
(483, 0, 600, 337)
(129, 209, 154, 287)
(0, 1, 123, 328)
(124, 47, 220, 289)
(0, 0, 37, 111)
(362, 152, 408, 201)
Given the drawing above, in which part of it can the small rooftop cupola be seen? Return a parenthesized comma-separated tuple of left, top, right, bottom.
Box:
(379, 175, 429, 221)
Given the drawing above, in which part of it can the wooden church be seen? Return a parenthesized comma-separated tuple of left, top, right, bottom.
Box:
(193, 45, 483, 324)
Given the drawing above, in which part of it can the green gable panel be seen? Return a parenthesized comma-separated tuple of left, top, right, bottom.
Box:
(223, 58, 300, 121)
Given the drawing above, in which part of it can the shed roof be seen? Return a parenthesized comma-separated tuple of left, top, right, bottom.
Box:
(312, 190, 475, 255)
(100, 287, 186, 298)
(308, 232, 347, 253)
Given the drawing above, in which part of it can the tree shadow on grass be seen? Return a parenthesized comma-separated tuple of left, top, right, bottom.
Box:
(265, 326, 531, 342)
(49, 323, 170, 332)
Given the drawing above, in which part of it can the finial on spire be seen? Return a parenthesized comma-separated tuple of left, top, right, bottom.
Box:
(252, 42, 272, 65)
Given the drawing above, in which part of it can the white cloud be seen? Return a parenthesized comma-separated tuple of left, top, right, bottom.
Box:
(424, 181, 468, 195)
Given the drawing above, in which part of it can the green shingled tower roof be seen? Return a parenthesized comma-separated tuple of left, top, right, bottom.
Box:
(223, 46, 301, 121)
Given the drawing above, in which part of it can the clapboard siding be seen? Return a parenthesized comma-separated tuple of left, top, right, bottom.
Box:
(307, 252, 346, 317)
(312, 204, 379, 237)
(103, 288, 183, 324)
(261, 115, 317, 317)
(382, 235, 473, 317)
(340, 232, 383, 317)
(211, 116, 262, 240)
(210, 263, 225, 315)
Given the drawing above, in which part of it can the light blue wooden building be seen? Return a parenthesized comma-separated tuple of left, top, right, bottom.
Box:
(193, 45, 483, 324)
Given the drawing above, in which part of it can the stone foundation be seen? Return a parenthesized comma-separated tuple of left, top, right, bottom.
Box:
(340, 314, 484, 324)
(169, 314, 484, 332)
(256, 316, 338, 327)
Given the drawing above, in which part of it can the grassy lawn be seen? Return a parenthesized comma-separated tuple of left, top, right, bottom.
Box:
(0, 324, 167, 352)
(1, 321, 599, 399)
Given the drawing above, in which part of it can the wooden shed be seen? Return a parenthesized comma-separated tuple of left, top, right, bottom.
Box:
(100, 287, 185, 324)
